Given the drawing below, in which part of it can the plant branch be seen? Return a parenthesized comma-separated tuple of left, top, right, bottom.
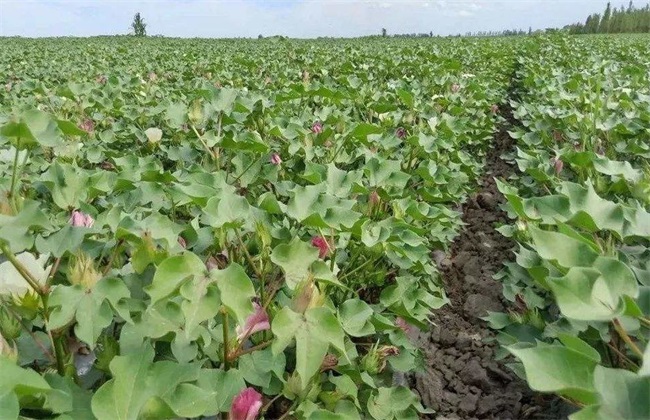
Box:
(0, 244, 45, 296)
(102, 239, 124, 275)
(235, 230, 264, 281)
(2, 302, 55, 362)
(228, 340, 272, 362)
(191, 125, 218, 162)
(222, 308, 230, 371)
(613, 318, 643, 359)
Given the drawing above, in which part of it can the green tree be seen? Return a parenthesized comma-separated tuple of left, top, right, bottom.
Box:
(600, 2, 612, 32)
(131, 12, 147, 37)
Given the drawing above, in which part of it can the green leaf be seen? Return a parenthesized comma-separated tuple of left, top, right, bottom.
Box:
(272, 307, 346, 387)
(35, 225, 89, 258)
(0, 392, 18, 420)
(0, 358, 51, 396)
(338, 299, 375, 337)
(584, 366, 650, 420)
(530, 227, 599, 267)
(145, 252, 206, 304)
(195, 369, 246, 415)
(92, 345, 155, 420)
(508, 343, 598, 404)
(0, 109, 63, 149)
(271, 239, 319, 290)
(548, 258, 638, 321)
(238, 347, 286, 389)
(211, 263, 255, 326)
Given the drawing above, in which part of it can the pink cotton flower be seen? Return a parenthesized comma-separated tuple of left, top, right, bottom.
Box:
(79, 119, 95, 134)
(236, 302, 270, 342)
(311, 236, 331, 259)
(270, 153, 282, 165)
(148, 71, 157, 82)
(96, 75, 107, 84)
(177, 236, 187, 249)
(69, 210, 94, 228)
(311, 121, 323, 134)
(395, 127, 407, 139)
(229, 387, 263, 420)
(490, 104, 499, 114)
(451, 83, 460, 93)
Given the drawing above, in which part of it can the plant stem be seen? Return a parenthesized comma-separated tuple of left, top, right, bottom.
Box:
(261, 394, 282, 416)
(232, 158, 258, 184)
(0, 244, 45, 295)
(229, 340, 272, 362)
(52, 333, 66, 376)
(339, 256, 382, 282)
(235, 231, 264, 281)
(102, 239, 124, 275)
(47, 257, 62, 286)
(612, 318, 643, 358)
(278, 401, 298, 420)
(191, 125, 218, 162)
(222, 308, 230, 371)
(606, 342, 638, 369)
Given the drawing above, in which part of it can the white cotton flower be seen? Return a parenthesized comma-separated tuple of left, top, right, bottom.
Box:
(144, 127, 163, 144)
(0, 252, 50, 296)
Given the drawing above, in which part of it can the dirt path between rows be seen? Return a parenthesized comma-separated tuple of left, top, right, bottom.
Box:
(410, 104, 571, 419)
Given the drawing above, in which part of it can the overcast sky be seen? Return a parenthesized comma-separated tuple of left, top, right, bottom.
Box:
(0, 0, 615, 38)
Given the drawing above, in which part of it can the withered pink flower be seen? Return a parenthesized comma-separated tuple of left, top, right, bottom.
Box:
(311, 121, 323, 134)
(451, 83, 460, 93)
(320, 354, 339, 372)
(369, 190, 380, 206)
(206, 256, 219, 271)
(148, 71, 157, 82)
(552, 157, 564, 175)
(490, 104, 499, 114)
(177, 236, 187, 249)
(236, 302, 270, 341)
(69, 210, 94, 228)
(96, 75, 107, 84)
(79, 119, 95, 133)
(4, 82, 12, 92)
(229, 387, 263, 420)
(311, 236, 331, 259)
(270, 153, 282, 165)
(552, 130, 563, 142)
(395, 127, 407, 139)
(395, 317, 412, 334)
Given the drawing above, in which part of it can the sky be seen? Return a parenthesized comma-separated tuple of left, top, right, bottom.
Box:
(0, 0, 615, 38)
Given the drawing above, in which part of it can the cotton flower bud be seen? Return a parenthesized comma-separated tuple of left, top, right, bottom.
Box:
(311, 121, 323, 134)
(270, 153, 282, 165)
(0, 333, 18, 363)
(69, 252, 102, 290)
(188, 101, 203, 124)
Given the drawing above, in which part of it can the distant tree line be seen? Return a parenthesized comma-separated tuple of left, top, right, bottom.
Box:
(565, 1, 650, 34)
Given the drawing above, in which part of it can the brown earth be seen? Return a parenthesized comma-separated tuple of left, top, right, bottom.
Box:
(409, 110, 573, 419)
